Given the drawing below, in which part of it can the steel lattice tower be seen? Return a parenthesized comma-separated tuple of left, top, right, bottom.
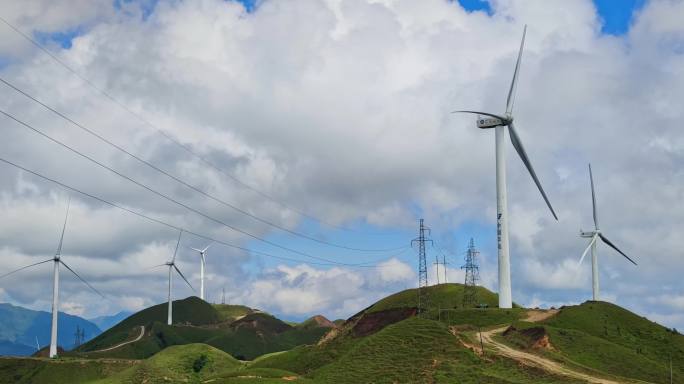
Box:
(462, 238, 480, 307)
(412, 219, 432, 315)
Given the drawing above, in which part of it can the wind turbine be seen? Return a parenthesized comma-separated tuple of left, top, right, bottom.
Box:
(154, 230, 194, 325)
(0, 198, 104, 358)
(579, 164, 637, 301)
(190, 243, 211, 301)
(453, 25, 558, 309)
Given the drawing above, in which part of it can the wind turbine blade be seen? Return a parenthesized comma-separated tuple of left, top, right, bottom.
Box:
(56, 197, 71, 256)
(202, 243, 212, 253)
(0, 259, 53, 279)
(578, 235, 597, 265)
(171, 230, 182, 263)
(508, 122, 558, 220)
(598, 234, 637, 265)
(146, 264, 167, 270)
(60, 260, 106, 298)
(190, 247, 202, 253)
(451, 110, 508, 120)
(506, 25, 527, 115)
(173, 265, 195, 292)
(589, 164, 599, 229)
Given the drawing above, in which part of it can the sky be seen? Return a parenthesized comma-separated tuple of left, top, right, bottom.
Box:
(0, 0, 682, 331)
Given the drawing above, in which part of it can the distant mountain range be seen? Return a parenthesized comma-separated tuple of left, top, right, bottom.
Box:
(0, 303, 102, 356)
(88, 311, 133, 332)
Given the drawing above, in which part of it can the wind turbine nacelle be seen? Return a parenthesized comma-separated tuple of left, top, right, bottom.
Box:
(477, 117, 505, 129)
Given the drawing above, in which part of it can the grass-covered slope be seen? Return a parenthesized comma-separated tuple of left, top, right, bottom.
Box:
(79, 296, 220, 355)
(366, 283, 501, 313)
(93, 343, 241, 384)
(499, 301, 683, 383)
(212, 304, 255, 322)
(77, 301, 333, 361)
(0, 357, 136, 384)
(540, 301, 683, 382)
(255, 316, 582, 383)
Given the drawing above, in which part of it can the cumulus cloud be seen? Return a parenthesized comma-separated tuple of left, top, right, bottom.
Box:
(0, 0, 681, 330)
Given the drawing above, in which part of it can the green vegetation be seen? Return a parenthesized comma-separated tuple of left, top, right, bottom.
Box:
(0, 357, 136, 384)
(93, 343, 241, 383)
(212, 304, 255, 322)
(367, 283, 501, 313)
(77, 300, 333, 361)
(2, 290, 680, 383)
(426, 307, 524, 327)
(256, 316, 581, 383)
(497, 301, 684, 383)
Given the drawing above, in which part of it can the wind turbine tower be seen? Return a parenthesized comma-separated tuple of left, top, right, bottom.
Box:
(156, 230, 194, 325)
(0, 197, 104, 358)
(453, 25, 558, 308)
(579, 164, 637, 301)
(191, 243, 212, 301)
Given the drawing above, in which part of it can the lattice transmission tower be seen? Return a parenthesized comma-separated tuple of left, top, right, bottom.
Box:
(412, 219, 432, 316)
(461, 238, 480, 308)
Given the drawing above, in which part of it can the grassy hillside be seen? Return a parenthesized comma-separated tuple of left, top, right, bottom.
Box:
(366, 283, 501, 313)
(212, 304, 254, 322)
(78, 297, 220, 354)
(541, 301, 683, 382)
(0, 357, 136, 384)
(93, 343, 241, 384)
(498, 301, 683, 383)
(78, 305, 333, 360)
(255, 316, 582, 383)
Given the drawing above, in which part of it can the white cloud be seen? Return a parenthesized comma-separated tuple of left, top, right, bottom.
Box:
(377, 258, 414, 283)
(0, 0, 681, 330)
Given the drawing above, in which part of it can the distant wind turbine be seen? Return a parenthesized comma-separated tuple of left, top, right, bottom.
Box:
(579, 164, 637, 301)
(152, 230, 194, 325)
(0, 197, 104, 358)
(190, 243, 212, 301)
(452, 25, 558, 309)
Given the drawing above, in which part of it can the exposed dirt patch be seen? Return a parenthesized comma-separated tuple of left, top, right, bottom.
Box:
(503, 326, 554, 351)
(480, 326, 624, 384)
(524, 309, 559, 322)
(351, 308, 417, 337)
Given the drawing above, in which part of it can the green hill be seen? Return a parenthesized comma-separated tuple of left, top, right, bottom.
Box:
(1, 287, 681, 383)
(212, 304, 255, 322)
(254, 316, 581, 383)
(92, 343, 242, 384)
(501, 301, 684, 383)
(77, 298, 335, 361)
(366, 283, 500, 313)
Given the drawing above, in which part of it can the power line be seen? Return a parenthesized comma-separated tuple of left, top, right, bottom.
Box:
(0, 15, 371, 234)
(0, 155, 386, 268)
(0, 76, 403, 253)
(0, 108, 376, 266)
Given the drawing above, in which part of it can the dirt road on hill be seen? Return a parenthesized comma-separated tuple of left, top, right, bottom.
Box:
(477, 310, 628, 384)
(91, 325, 145, 353)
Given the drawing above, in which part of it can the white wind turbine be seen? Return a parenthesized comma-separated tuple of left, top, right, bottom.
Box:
(190, 243, 211, 301)
(153, 230, 194, 325)
(579, 164, 637, 301)
(0, 198, 104, 358)
(453, 25, 558, 309)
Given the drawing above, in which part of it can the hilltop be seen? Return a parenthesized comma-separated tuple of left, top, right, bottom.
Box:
(76, 296, 336, 360)
(1, 284, 682, 383)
